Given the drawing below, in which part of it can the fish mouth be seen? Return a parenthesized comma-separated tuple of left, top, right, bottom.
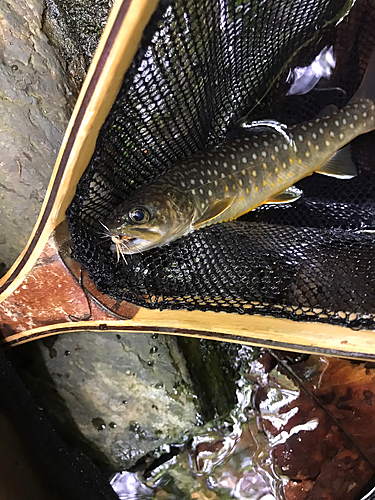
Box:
(110, 231, 162, 255)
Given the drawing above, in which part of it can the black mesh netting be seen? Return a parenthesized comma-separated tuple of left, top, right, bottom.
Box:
(67, 0, 375, 329)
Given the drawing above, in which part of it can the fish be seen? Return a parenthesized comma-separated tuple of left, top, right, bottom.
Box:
(104, 51, 375, 256)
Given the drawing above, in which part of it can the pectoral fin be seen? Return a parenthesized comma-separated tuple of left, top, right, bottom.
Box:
(316, 145, 357, 179)
(265, 186, 303, 204)
(317, 103, 340, 117)
(194, 197, 236, 227)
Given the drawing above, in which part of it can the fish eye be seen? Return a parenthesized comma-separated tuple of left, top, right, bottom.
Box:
(129, 207, 149, 224)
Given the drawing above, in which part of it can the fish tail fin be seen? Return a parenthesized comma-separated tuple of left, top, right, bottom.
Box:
(352, 50, 375, 103)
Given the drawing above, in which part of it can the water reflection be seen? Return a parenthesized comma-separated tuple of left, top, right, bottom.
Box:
(110, 362, 318, 500)
(287, 46, 336, 96)
(111, 471, 154, 500)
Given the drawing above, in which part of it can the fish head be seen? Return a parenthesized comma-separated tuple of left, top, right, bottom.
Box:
(105, 184, 196, 254)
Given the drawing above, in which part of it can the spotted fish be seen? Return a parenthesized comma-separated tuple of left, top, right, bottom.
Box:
(105, 52, 375, 256)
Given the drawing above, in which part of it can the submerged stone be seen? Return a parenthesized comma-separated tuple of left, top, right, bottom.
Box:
(11, 331, 200, 470)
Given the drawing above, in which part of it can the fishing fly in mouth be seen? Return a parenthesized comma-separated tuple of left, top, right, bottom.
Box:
(102, 51, 375, 258)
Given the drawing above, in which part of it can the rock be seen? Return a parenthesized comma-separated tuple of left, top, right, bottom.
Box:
(177, 338, 258, 420)
(0, 0, 70, 271)
(43, 0, 114, 94)
(12, 331, 200, 470)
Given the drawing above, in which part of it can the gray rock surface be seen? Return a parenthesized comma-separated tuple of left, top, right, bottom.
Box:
(0, 0, 115, 274)
(0, 0, 70, 271)
(15, 331, 199, 470)
(43, 0, 114, 94)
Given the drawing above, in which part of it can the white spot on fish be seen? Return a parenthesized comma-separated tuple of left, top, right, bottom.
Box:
(305, 151, 310, 158)
(334, 120, 340, 127)
(207, 160, 212, 165)
(208, 189, 213, 196)
(329, 131, 335, 137)
(239, 147, 244, 152)
(192, 189, 196, 195)
(319, 128, 324, 134)
(301, 125, 307, 131)
(283, 143, 288, 150)
(200, 179, 204, 185)
(232, 164, 237, 171)
(339, 133, 344, 139)
(346, 111, 350, 117)
(201, 202, 205, 209)
(181, 181, 186, 187)
(254, 142, 259, 147)
(323, 122, 328, 127)
(362, 103, 367, 109)
(230, 154, 235, 160)
(349, 123, 355, 129)
(298, 135, 303, 141)
(252, 153, 257, 160)
(363, 112, 368, 117)
(353, 114, 358, 121)
(312, 133, 317, 139)
(342, 118, 347, 125)
(200, 160, 205, 165)
(221, 173, 226, 178)
(190, 179, 195, 185)
(261, 151, 267, 157)
(274, 146, 279, 152)
(223, 162, 228, 168)
(199, 188, 204, 194)
(354, 103, 358, 108)
(263, 141, 269, 147)
(272, 134, 277, 139)
(252, 170, 257, 177)
(214, 180, 218, 186)
(214, 169, 218, 175)
(239, 179, 243, 187)
(214, 160, 219, 166)
(242, 157, 247, 163)
(325, 140, 330, 146)
(207, 169, 211, 175)
(308, 122, 313, 127)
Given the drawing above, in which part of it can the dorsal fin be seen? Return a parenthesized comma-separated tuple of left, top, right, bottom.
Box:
(194, 197, 235, 228)
(316, 144, 357, 179)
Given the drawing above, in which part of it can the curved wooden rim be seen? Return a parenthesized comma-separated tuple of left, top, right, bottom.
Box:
(0, 0, 159, 301)
(2, 309, 375, 360)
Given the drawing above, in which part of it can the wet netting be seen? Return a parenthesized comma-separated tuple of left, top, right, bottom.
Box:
(67, 0, 375, 329)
